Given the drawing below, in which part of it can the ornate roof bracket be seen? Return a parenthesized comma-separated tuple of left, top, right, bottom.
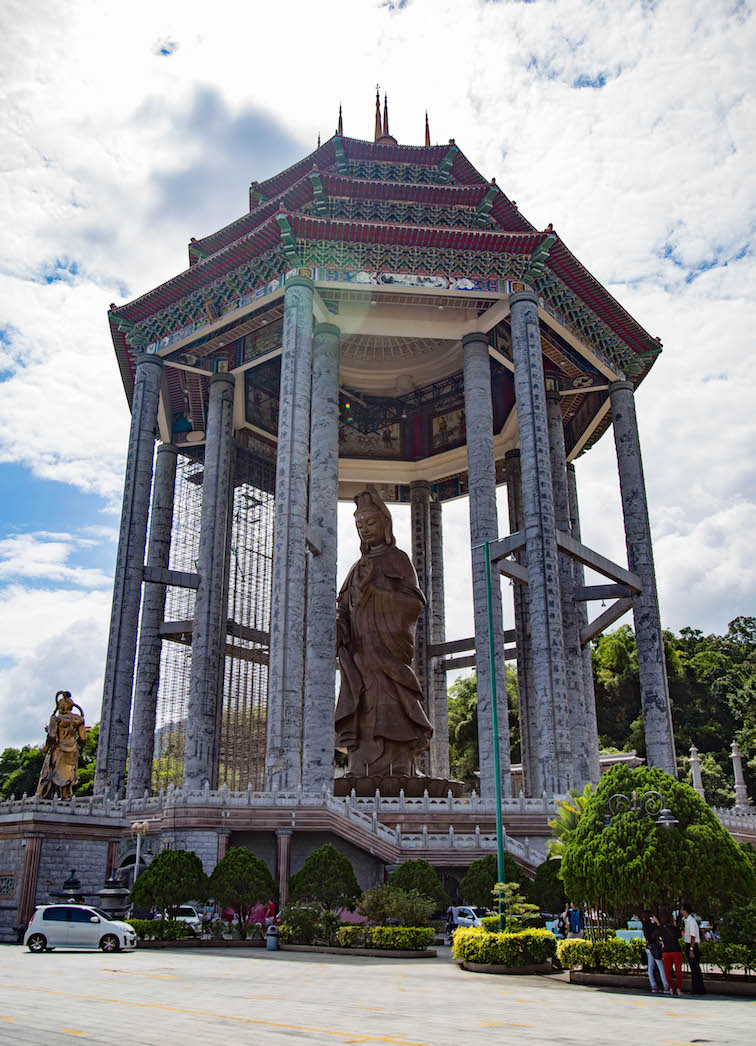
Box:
(523, 232, 557, 283)
(474, 185, 499, 225)
(249, 182, 264, 210)
(275, 212, 298, 259)
(333, 136, 347, 173)
(309, 170, 328, 215)
(437, 144, 458, 183)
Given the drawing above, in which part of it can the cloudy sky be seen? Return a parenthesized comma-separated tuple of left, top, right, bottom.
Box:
(1, 0, 754, 750)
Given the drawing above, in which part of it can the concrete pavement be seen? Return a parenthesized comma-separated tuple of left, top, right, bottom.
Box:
(0, 944, 752, 1045)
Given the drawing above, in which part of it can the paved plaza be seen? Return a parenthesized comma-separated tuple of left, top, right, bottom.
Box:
(0, 945, 752, 1045)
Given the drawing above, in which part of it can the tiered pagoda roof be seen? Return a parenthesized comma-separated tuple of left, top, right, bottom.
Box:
(107, 101, 662, 491)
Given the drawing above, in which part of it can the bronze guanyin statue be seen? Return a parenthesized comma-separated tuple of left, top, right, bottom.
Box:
(36, 691, 88, 800)
(334, 486, 462, 797)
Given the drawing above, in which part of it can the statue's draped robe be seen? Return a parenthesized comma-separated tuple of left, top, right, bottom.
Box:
(335, 543, 432, 775)
(37, 712, 85, 796)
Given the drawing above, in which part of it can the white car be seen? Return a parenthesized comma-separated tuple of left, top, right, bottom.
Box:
(449, 906, 485, 928)
(156, 905, 202, 936)
(24, 904, 136, 953)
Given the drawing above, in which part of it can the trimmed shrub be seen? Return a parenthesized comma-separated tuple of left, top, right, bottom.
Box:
(387, 860, 449, 909)
(209, 847, 277, 940)
(452, 927, 557, 967)
(336, 925, 366, 949)
(129, 919, 190, 942)
(288, 844, 360, 911)
(358, 885, 435, 927)
(533, 858, 567, 913)
(277, 902, 321, 945)
(129, 849, 208, 918)
(367, 926, 435, 951)
(557, 936, 646, 972)
(458, 854, 531, 908)
(700, 941, 756, 975)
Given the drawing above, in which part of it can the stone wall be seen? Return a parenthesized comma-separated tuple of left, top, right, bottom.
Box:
(163, 830, 220, 875)
(289, 831, 385, 892)
(35, 838, 110, 906)
(0, 837, 26, 940)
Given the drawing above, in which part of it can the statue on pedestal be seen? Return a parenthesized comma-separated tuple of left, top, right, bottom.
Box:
(335, 486, 433, 786)
(36, 691, 88, 800)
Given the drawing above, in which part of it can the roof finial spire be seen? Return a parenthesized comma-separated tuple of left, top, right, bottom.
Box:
(317, 131, 321, 148)
(374, 85, 382, 141)
(383, 93, 390, 138)
(337, 103, 343, 137)
(424, 111, 430, 147)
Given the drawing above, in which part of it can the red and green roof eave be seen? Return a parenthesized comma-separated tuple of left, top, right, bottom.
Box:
(108, 132, 661, 410)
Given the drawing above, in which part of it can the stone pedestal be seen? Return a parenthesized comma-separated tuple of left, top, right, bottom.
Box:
(96, 352, 164, 798)
(183, 372, 236, 790)
(462, 331, 511, 800)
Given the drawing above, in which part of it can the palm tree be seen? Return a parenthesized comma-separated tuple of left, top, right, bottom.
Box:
(547, 782, 594, 859)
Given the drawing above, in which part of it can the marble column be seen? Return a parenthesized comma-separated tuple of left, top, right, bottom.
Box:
(689, 745, 705, 800)
(302, 322, 340, 793)
(731, 741, 750, 809)
(266, 277, 314, 791)
(127, 443, 179, 798)
(509, 291, 572, 795)
(183, 372, 236, 790)
(18, 834, 43, 929)
(547, 386, 591, 789)
(609, 380, 676, 776)
(106, 839, 121, 879)
(96, 352, 164, 798)
(217, 829, 231, 865)
(567, 463, 601, 783)
(410, 479, 433, 774)
(429, 498, 451, 779)
(505, 449, 540, 796)
(462, 331, 511, 799)
(276, 829, 293, 906)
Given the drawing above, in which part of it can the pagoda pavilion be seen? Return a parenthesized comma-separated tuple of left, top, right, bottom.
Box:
(96, 94, 676, 805)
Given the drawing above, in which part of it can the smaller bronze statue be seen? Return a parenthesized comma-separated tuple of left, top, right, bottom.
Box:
(36, 691, 88, 799)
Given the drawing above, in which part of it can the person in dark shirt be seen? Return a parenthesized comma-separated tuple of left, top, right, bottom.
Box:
(660, 913, 684, 996)
(642, 913, 671, 993)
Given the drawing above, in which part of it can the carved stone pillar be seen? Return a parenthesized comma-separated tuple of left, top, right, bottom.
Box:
(18, 834, 43, 929)
(276, 829, 294, 906)
(429, 498, 450, 779)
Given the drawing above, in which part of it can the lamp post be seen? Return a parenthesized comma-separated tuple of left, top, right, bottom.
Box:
(473, 539, 506, 932)
(602, 789, 678, 830)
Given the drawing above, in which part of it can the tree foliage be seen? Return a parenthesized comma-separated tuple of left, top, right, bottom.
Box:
(532, 859, 567, 914)
(547, 783, 593, 858)
(209, 847, 277, 938)
(130, 849, 208, 917)
(387, 860, 449, 909)
(458, 853, 531, 909)
(288, 843, 361, 911)
(358, 885, 435, 927)
(448, 671, 520, 787)
(560, 765, 756, 919)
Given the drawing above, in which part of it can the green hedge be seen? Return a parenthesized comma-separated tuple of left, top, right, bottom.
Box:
(480, 914, 544, 933)
(452, 927, 557, 967)
(332, 925, 434, 951)
(700, 941, 756, 975)
(558, 936, 654, 973)
(129, 919, 191, 941)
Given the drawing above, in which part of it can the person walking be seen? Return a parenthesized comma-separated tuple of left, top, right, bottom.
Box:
(642, 913, 671, 994)
(660, 912, 684, 996)
(681, 903, 706, 995)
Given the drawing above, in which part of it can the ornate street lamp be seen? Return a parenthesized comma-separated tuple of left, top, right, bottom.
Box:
(602, 789, 678, 830)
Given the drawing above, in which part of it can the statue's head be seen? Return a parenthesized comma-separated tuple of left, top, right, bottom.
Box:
(354, 486, 394, 553)
(54, 691, 82, 717)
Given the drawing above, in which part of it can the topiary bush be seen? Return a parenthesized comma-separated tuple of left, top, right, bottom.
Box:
(288, 844, 361, 911)
(209, 847, 277, 940)
(452, 927, 556, 967)
(336, 925, 366, 949)
(129, 848, 208, 918)
(367, 926, 434, 951)
(533, 858, 567, 913)
(129, 919, 190, 942)
(387, 860, 449, 909)
(556, 938, 594, 970)
(557, 935, 646, 972)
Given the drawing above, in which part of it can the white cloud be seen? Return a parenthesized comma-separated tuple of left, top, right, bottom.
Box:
(0, 531, 112, 587)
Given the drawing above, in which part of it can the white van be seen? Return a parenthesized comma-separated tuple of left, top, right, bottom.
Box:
(24, 904, 137, 953)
